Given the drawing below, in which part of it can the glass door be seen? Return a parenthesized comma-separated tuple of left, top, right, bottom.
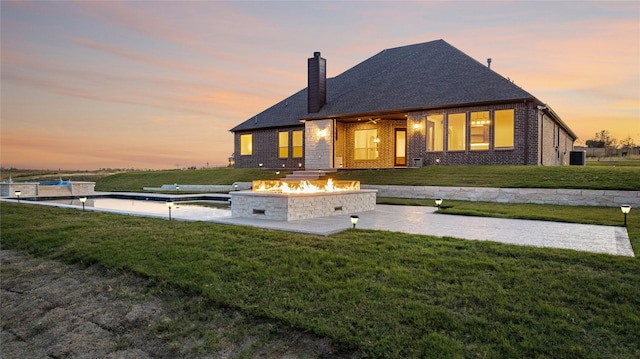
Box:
(395, 129, 406, 166)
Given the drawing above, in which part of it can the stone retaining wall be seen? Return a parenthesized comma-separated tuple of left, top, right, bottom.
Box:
(363, 185, 639, 207)
(0, 182, 95, 197)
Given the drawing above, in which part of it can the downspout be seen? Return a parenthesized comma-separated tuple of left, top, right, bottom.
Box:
(332, 118, 336, 169)
(523, 100, 529, 165)
(538, 104, 549, 165)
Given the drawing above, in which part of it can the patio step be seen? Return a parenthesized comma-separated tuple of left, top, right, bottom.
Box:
(285, 169, 337, 181)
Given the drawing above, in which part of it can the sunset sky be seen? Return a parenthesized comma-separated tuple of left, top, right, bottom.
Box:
(2, 1, 639, 170)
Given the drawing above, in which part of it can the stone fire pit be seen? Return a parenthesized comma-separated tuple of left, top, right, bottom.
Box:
(230, 179, 376, 221)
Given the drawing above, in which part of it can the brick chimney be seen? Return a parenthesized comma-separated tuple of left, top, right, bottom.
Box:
(307, 51, 326, 113)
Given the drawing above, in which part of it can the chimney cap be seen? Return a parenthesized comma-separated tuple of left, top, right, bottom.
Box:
(314, 51, 321, 57)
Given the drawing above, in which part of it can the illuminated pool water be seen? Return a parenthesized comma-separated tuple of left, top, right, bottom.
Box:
(43, 198, 231, 221)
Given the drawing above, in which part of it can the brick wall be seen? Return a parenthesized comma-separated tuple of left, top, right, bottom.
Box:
(234, 125, 305, 169)
(407, 101, 541, 166)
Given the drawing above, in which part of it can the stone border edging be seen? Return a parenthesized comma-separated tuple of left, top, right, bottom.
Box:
(362, 185, 639, 207)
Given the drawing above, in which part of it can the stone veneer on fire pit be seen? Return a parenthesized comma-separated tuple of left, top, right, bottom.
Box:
(230, 183, 377, 221)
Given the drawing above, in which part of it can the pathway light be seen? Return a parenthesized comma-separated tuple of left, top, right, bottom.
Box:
(14, 190, 21, 203)
(79, 197, 87, 211)
(435, 198, 443, 208)
(621, 205, 631, 226)
(167, 201, 174, 221)
(350, 215, 359, 229)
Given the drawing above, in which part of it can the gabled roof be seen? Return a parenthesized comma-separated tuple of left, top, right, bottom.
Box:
(231, 39, 536, 132)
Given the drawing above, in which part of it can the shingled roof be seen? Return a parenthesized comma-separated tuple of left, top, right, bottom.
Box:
(231, 39, 536, 132)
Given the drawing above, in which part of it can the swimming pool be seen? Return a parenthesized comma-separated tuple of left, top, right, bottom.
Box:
(41, 197, 232, 221)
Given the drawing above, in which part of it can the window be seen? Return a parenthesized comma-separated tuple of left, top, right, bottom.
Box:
(354, 129, 378, 160)
(494, 109, 514, 148)
(470, 111, 490, 150)
(278, 132, 289, 158)
(426, 114, 444, 151)
(292, 131, 303, 158)
(240, 134, 252, 155)
(447, 113, 466, 151)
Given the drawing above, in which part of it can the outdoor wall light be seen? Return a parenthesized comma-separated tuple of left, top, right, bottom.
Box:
(166, 201, 174, 221)
(317, 129, 327, 138)
(79, 197, 87, 211)
(373, 137, 380, 143)
(413, 123, 421, 130)
(14, 190, 21, 203)
(350, 215, 359, 229)
(621, 205, 631, 226)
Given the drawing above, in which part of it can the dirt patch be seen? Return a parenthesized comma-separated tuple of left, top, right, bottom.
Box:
(1, 250, 359, 358)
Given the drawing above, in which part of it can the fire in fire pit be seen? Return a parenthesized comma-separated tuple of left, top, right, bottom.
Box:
(252, 178, 359, 194)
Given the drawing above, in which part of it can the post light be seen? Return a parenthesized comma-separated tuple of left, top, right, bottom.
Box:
(621, 205, 631, 226)
(166, 201, 174, 221)
(79, 197, 87, 211)
(14, 190, 21, 203)
(435, 158, 440, 165)
(435, 198, 443, 208)
(350, 215, 359, 229)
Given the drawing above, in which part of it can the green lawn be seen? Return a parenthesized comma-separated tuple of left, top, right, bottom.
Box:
(88, 164, 640, 192)
(1, 203, 639, 358)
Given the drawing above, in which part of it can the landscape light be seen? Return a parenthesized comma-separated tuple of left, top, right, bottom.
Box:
(435, 198, 443, 208)
(350, 215, 359, 229)
(234, 183, 238, 191)
(14, 190, 21, 203)
(166, 201, 174, 221)
(259, 163, 263, 168)
(621, 205, 631, 226)
(79, 197, 87, 211)
(176, 184, 180, 191)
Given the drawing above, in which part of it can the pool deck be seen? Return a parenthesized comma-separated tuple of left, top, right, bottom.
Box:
(2, 197, 634, 257)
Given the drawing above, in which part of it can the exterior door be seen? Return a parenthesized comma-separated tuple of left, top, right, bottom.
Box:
(395, 128, 407, 166)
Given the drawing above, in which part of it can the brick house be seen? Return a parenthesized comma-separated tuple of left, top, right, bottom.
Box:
(230, 39, 576, 169)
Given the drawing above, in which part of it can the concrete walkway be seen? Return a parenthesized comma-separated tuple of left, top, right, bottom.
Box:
(2, 198, 634, 257)
(213, 205, 634, 257)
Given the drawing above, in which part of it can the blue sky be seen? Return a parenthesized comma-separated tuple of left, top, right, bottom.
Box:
(2, 1, 638, 169)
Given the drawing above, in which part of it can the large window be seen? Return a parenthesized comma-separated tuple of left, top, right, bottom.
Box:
(278, 131, 289, 158)
(470, 111, 490, 150)
(426, 114, 444, 151)
(354, 129, 378, 160)
(447, 113, 466, 151)
(292, 131, 303, 158)
(240, 134, 252, 155)
(494, 109, 514, 148)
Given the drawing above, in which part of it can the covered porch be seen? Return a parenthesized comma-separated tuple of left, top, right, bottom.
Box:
(304, 112, 418, 170)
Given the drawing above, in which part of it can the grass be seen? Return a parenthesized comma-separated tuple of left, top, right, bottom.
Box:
(7, 163, 637, 192)
(94, 168, 288, 192)
(332, 164, 640, 190)
(1, 202, 639, 358)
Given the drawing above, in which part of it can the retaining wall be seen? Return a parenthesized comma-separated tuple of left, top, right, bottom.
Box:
(363, 185, 639, 208)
